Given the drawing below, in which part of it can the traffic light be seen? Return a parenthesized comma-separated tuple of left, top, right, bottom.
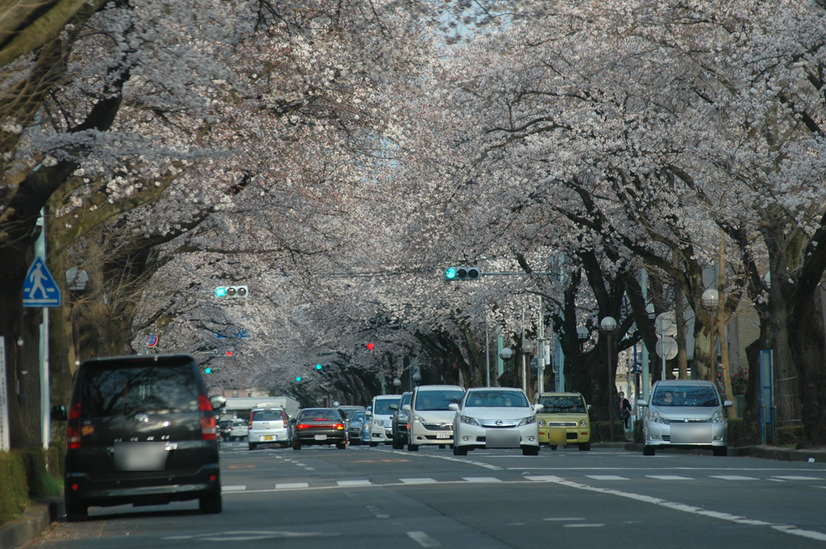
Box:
(366, 342, 375, 350)
(295, 375, 303, 382)
(205, 367, 219, 374)
(215, 285, 248, 298)
(445, 266, 480, 281)
(316, 364, 323, 370)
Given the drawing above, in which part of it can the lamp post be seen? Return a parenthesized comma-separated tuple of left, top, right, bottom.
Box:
(600, 316, 618, 442)
(701, 289, 720, 391)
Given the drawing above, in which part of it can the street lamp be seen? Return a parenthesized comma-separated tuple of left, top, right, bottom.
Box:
(600, 316, 618, 442)
(701, 288, 720, 390)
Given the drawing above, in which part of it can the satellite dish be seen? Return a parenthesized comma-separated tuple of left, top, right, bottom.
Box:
(655, 312, 677, 338)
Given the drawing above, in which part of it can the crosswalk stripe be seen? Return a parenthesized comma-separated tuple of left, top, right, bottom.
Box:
(462, 477, 502, 483)
(276, 482, 309, 490)
(586, 475, 628, 480)
(710, 475, 759, 481)
(338, 479, 372, 486)
(646, 475, 692, 480)
(400, 478, 438, 484)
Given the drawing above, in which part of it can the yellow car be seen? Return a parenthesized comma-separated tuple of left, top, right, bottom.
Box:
(535, 392, 591, 451)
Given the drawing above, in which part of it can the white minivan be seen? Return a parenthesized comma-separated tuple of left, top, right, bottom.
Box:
(367, 394, 401, 446)
(405, 384, 465, 451)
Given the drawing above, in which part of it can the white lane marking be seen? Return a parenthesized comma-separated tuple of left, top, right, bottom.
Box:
(222, 485, 246, 492)
(710, 475, 759, 481)
(543, 517, 584, 521)
(564, 523, 606, 528)
(462, 477, 502, 483)
(276, 482, 309, 490)
(586, 475, 628, 480)
(408, 531, 441, 547)
(543, 476, 826, 542)
(525, 475, 565, 482)
(773, 476, 823, 481)
(338, 479, 372, 486)
(646, 475, 692, 480)
(400, 478, 438, 484)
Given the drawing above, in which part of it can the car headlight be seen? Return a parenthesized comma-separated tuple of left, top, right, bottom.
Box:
(517, 416, 537, 427)
(711, 410, 724, 423)
(412, 415, 423, 424)
(372, 419, 383, 428)
(579, 419, 588, 427)
(647, 409, 664, 423)
(460, 415, 480, 426)
(538, 419, 546, 427)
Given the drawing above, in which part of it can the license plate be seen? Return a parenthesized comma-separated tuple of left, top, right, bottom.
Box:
(314, 434, 328, 441)
(114, 442, 167, 471)
(262, 435, 274, 441)
(436, 432, 451, 439)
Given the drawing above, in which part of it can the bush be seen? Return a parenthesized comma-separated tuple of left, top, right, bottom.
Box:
(776, 425, 804, 446)
(0, 451, 29, 523)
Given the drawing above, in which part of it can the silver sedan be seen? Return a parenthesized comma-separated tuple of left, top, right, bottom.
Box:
(451, 387, 542, 456)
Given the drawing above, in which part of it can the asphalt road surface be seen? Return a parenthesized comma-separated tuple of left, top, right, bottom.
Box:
(19, 441, 826, 548)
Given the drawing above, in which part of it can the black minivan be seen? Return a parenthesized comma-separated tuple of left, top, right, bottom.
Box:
(62, 354, 222, 520)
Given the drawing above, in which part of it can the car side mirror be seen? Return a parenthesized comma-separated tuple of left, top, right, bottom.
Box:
(533, 404, 544, 413)
(448, 403, 459, 411)
(365, 411, 372, 417)
(402, 404, 411, 412)
(636, 399, 648, 408)
(723, 400, 734, 408)
(50, 405, 67, 421)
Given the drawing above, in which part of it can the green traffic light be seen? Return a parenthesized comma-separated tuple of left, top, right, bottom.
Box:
(445, 267, 457, 280)
(215, 287, 227, 297)
(296, 376, 302, 382)
(316, 364, 323, 370)
(205, 367, 212, 374)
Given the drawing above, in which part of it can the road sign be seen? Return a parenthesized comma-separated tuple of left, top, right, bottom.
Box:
(22, 257, 62, 307)
(656, 336, 678, 360)
(655, 312, 677, 337)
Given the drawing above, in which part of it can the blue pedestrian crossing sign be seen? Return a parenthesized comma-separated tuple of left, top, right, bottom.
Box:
(23, 257, 62, 307)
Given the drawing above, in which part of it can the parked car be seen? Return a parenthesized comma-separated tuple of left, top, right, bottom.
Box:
(406, 385, 465, 451)
(391, 392, 413, 449)
(638, 380, 733, 456)
(451, 387, 541, 456)
(535, 392, 591, 451)
(227, 418, 249, 441)
(348, 410, 367, 444)
(248, 406, 291, 449)
(367, 394, 402, 446)
(293, 407, 348, 450)
(60, 354, 222, 521)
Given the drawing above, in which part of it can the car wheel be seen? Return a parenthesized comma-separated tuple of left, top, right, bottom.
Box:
(293, 443, 301, 450)
(522, 445, 540, 456)
(408, 443, 418, 451)
(392, 435, 403, 449)
(579, 442, 591, 451)
(453, 444, 467, 456)
(336, 441, 346, 449)
(643, 445, 655, 456)
(65, 502, 88, 522)
(248, 442, 256, 450)
(549, 445, 557, 450)
(713, 446, 728, 457)
(199, 492, 222, 514)
(369, 440, 378, 447)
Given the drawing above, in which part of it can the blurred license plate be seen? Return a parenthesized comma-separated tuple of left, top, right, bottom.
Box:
(436, 432, 451, 439)
(314, 434, 327, 441)
(262, 435, 274, 441)
(114, 442, 166, 471)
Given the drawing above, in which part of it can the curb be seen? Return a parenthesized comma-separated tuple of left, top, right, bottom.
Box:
(0, 497, 63, 548)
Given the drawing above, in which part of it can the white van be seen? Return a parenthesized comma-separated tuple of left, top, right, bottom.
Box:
(405, 384, 465, 451)
(367, 394, 401, 446)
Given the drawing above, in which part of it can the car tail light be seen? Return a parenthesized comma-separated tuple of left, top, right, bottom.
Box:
(296, 423, 309, 430)
(67, 403, 82, 450)
(199, 395, 217, 440)
(281, 409, 288, 423)
(334, 423, 345, 430)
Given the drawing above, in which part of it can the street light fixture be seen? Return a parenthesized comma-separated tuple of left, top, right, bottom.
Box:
(600, 316, 618, 442)
(701, 288, 720, 390)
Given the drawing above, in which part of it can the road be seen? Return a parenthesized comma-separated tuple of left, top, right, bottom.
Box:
(20, 441, 826, 548)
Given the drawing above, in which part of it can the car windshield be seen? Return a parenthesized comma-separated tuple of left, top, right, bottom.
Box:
(373, 399, 400, 415)
(538, 395, 586, 413)
(652, 386, 720, 407)
(414, 390, 465, 411)
(465, 390, 528, 408)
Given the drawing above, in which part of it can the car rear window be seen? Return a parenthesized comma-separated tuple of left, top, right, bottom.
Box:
(252, 409, 283, 421)
(77, 362, 200, 417)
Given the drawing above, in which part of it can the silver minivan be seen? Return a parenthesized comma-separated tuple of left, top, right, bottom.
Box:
(248, 406, 291, 449)
(638, 380, 733, 456)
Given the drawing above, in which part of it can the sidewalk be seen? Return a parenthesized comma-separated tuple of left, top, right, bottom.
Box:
(0, 497, 63, 549)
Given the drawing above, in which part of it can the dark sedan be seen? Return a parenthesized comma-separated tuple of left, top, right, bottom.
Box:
(293, 408, 348, 450)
